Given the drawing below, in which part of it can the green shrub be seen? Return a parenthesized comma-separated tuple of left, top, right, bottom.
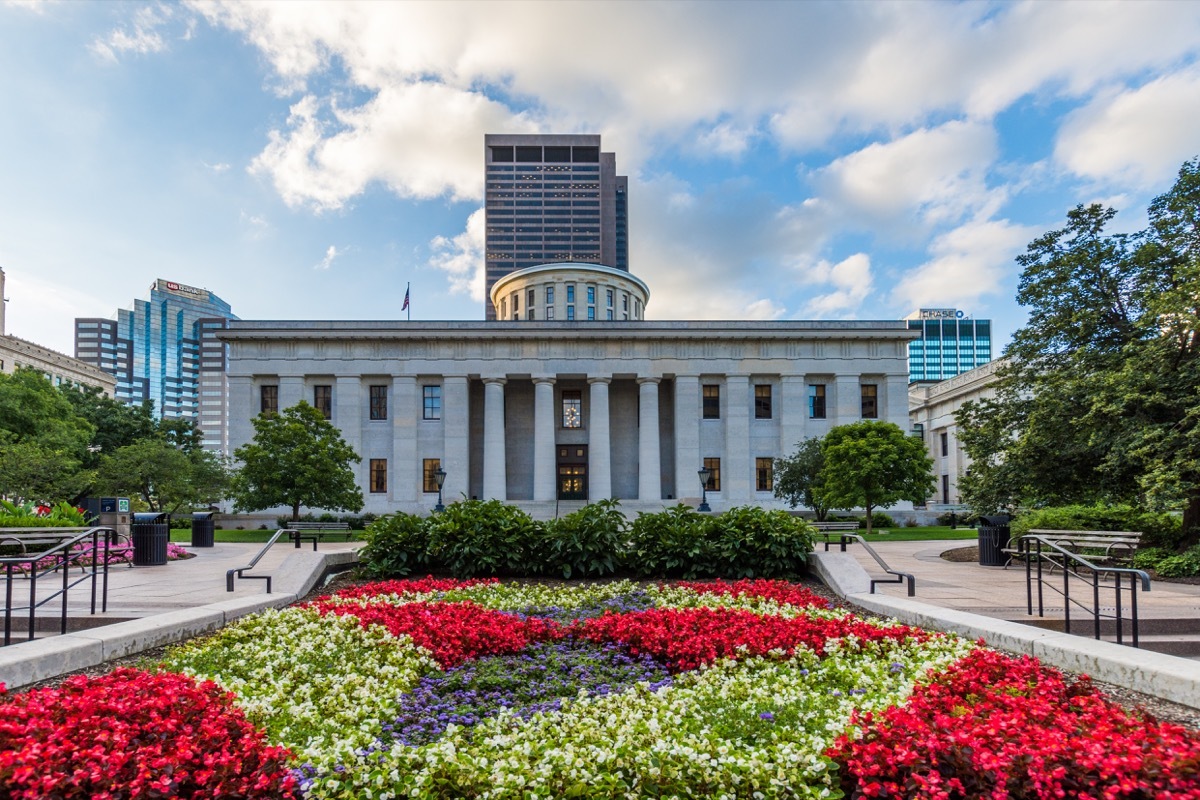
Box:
(1010, 504, 1181, 547)
(1152, 546, 1200, 578)
(626, 504, 719, 579)
(709, 505, 813, 578)
(538, 499, 627, 579)
(358, 512, 430, 578)
(904, 517, 920, 528)
(425, 499, 537, 578)
(0, 500, 87, 528)
(1131, 547, 1174, 571)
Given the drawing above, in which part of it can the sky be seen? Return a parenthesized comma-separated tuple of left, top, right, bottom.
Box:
(2, 1, 1199, 358)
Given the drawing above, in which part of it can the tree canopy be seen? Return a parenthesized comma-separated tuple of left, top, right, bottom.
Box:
(773, 437, 831, 520)
(957, 157, 1200, 548)
(818, 420, 934, 534)
(94, 438, 230, 513)
(0, 368, 95, 503)
(230, 401, 363, 521)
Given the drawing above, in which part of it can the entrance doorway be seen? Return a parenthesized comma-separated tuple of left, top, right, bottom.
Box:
(557, 445, 588, 500)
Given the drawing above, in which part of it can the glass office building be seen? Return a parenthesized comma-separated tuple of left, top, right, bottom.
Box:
(484, 134, 628, 320)
(74, 279, 237, 452)
(905, 309, 992, 383)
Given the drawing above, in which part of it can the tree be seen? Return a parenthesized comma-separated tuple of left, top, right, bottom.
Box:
(229, 401, 363, 521)
(94, 439, 230, 513)
(0, 368, 95, 503)
(61, 387, 156, 468)
(956, 157, 1200, 549)
(773, 437, 832, 520)
(817, 421, 934, 535)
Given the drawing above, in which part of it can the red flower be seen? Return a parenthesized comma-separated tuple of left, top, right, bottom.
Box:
(670, 578, 831, 609)
(317, 575, 497, 602)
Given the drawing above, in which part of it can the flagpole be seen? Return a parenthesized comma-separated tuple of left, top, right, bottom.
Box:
(406, 282, 410, 322)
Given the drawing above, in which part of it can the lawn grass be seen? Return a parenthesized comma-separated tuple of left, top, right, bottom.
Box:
(169, 529, 367, 544)
(852, 526, 980, 542)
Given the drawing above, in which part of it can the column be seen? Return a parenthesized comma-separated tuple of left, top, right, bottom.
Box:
(442, 376, 469, 503)
(588, 376, 611, 500)
(226, 376, 253, 453)
(637, 377, 661, 501)
(391, 376, 417, 502)
(482, 377, 507, 501)
(673, 374, 701, 499)
(533, 377, 556, 502)
(335, 376, 364, 491)
(834, 374, 860, 423)
(779, 375, 807, 456)
(724, 375, 751, 502)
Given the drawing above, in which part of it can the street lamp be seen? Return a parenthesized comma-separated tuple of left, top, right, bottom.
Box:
(697, 466, 712, 513)
(434, 468, 447, 513)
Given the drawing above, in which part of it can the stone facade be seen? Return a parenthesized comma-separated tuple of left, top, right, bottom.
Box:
(221, 320, 918, 518)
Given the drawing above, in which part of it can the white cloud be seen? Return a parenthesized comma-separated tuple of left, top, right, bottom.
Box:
(90, 4, 172, 63)
(428, 208, 486, 301)
(1055, 68, 1200, 190)
(203, 161, 230, 173)
(316, 245, 339, 271)
(890, 218, 1035, 311)
(799, 253, 874, 316)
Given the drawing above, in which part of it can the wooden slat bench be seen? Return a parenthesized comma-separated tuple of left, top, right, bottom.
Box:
(1005, 529, 1144, 568)
(811, 521, 861, 552)
(287, 521, 355, 549)
(0, 529, 133, 572)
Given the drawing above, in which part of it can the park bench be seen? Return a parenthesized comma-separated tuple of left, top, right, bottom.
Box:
(286, 521, 355, 549)
(811, 521, 861, 552)
(1004, 529, 1144, 569)
(0, 528, 133, 572)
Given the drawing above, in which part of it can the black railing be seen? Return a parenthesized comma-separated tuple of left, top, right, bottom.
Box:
(839, 534, 916, 596)
(226, 529, 307, 593)
(1020, 535, 1151, 647)
(1, 527, 119, 646)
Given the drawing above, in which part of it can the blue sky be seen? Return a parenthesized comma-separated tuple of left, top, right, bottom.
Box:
(2, 1, 1199, 357)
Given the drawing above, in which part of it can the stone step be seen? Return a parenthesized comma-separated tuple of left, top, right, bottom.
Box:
(1010, 616, 1200, 636)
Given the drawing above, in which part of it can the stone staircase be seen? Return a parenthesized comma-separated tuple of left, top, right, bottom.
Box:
(1011, 616, 1200, 660)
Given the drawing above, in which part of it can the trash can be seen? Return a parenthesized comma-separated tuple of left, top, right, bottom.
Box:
(977, 514, 1012, 567)
(131, 512, 169, 566)
(191, 512, 215, 548)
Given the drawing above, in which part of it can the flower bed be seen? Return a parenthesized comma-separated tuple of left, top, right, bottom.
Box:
(3, 578, 1199, 799)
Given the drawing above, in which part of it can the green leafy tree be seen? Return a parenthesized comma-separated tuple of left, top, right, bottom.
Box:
(957, 157, 1200, 548)
(61, 387, 156, 467)
(817, 421, 934, 535)
(94, 439, 230, 513)
(0, 368, 95, 503)
(230, 401, 363, 522)
(773, 437, 831, 520)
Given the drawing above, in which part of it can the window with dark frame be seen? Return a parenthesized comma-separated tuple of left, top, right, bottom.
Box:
(756, 457, 773, 492)
(369, 385, 387, 420)
(754, 385, 772, 419)
(861, 384, 878, 419)
(260, 385, 278, 415)
(562, 390, 582, 428)
(940, 431, 949, 457)
(702, 385, 720, 419)
(808, 384, 826, 419)
(423, 385, 442, 420)
(703, 457, 721, 491)
(369, 459, 387, 493)
(314, 385, 332, 419)
(423, 458, 441, 493)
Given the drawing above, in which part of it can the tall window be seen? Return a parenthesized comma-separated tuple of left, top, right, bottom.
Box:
(527, 288, 535, 312)
(940, 431, 949, 457)
(562, 390, 582, 428)
(567, 306, 575, 320)
(606, 288, 613, 308)
(314, 385, 332, 419)
(702, 385, 720, 419)
(587, 286, 595, 305)
(587, 306, 595, 320)
(546, 286, 554, 305)
(566, 284, 575, 304)
(423, 458, 441, 493)
(808, 384, 826, 419)
(369, 459, 387, 493)
(369, 385, 387, 420)
(754, 385, 772, 419)
(260, 385, 278, 415)
(423, 385, 442, 420)
(703, 457, 721, 491)
(861, 384, 878, 419)
(756, 457, 773, 492)
(942, 474, 950, 504)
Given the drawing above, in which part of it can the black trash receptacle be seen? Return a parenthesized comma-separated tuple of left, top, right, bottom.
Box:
(191, 512, 215, 547)
(132, 512, 169, 566)
(977, 514, 1012, 567)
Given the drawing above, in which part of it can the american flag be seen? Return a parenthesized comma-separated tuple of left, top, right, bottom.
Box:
(401, 286, 410, 311)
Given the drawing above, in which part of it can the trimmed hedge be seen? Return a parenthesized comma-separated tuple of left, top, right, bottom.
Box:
(358, 500, 815, 580)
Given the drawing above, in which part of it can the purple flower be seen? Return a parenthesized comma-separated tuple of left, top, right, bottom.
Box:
(759, 711, 775, 721)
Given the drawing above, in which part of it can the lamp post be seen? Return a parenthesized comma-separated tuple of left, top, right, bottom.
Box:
(434, 468, 447, 513)
(697, 467, 712, 513)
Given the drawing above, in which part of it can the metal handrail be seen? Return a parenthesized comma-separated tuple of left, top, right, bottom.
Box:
(226, 528, 308, 593)
(1020, 534, 1151, 647)
(0, 527, 118, 646)
(839, 533, 916, 596)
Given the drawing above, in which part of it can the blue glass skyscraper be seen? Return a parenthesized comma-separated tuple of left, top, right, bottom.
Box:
(75, 279, 237, 451)
(905, 309, 992, 383)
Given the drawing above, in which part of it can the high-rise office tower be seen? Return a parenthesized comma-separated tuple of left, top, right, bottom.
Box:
(904, 309, 992, 383)
(484, 134, 628, 319)
(74, 279, 237, 452)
